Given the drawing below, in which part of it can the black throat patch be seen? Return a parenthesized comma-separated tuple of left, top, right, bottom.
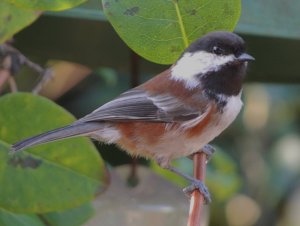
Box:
(200, 63, 246, 96)
(204, 89, 227, 112)
(199, 63, 246, 111)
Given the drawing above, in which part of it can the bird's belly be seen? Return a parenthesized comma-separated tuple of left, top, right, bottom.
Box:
(150, 118, 219, 160)
(102, 95, 243, 162)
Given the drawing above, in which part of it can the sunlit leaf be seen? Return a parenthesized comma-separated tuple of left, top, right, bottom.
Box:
(8, 0, 87, 11)
(103, 0, 241, 64)
(0, 1, 40, 44)
(42, 203, 94, 226)
(0, 208, 45, 226)
(0, 93, 108, 213)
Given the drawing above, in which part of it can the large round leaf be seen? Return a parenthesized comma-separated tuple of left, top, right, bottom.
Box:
(0, 93, 108, 213)
(0, 209, 45, 226)
(8, 0, 87, 11)
(42, 203, 94, 226)
(0, 1, 40, 44)
(103, 0, 241, 64)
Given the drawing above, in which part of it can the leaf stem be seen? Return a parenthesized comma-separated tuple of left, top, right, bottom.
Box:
(173, 1, 189, 48)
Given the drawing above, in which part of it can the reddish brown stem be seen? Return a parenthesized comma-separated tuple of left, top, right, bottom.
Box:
(187, 152, 207, 226)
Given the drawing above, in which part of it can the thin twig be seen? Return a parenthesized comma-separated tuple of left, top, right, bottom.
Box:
(0, 52, 13, 93)
(187, 152, 207, 226)
(1, 43, 44, 74)
(130, 50, 140, 87)
(9, 44, 52, 94)
(1, 43, 50, 94)
(32, 68, 53, 94)
(8, 76, 17, 92)
(0, 69, 10, 93)
(21, 55, 45, 74)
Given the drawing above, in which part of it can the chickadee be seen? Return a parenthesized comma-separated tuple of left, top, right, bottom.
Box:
(11, 31, 254, 203)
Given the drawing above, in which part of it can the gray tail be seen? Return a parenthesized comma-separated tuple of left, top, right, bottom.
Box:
(11, 122, 102, 152)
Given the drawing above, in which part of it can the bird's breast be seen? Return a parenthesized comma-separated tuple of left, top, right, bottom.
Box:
(215, 92, 243, 132)
(168, 93, 243, 158)
(112, 94, 242, 161)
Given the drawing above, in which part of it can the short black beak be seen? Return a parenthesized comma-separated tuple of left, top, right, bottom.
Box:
(237, 53, 255, 62)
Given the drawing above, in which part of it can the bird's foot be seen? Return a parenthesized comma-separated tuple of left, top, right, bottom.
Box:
(156, 157, 212, 203)
(188, 144, 216, 162)
(183, 179, 211, 204)
(202, 144, 215, 162)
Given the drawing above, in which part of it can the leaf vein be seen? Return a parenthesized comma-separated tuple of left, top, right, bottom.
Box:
(172, 0, 189, 47)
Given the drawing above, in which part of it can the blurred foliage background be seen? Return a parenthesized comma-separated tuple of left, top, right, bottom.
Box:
(1, 0, 300, 226)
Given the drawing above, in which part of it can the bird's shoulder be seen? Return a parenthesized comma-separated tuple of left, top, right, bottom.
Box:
(76, 68, 210, 123)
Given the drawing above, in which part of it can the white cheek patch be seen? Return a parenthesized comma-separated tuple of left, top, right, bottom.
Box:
(171, 51, 235, 89)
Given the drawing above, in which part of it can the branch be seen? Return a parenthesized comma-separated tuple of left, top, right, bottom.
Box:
(0, 69, 10, 93)
(1, 43, 44, 74)
(1, 43, 52, 94)
(187, 152, 207, 226)
(32, 68, 53, 94)
(5, 44, 50, 90)
(8, 76, 18, 92)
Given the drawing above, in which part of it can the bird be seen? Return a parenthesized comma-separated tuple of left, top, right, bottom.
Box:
(11, 31, 254, 203)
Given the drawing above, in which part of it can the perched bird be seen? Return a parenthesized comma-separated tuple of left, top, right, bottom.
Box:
(11, 31, 254, 202)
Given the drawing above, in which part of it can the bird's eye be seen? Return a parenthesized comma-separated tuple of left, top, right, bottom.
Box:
(212, 46, 224, 55)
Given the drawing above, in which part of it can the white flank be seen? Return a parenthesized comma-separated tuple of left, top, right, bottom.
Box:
(148, 94, 183, 112)
(90, 124, 121, 144)
(217, 92, 243, 130)
(151, 92, 243, 163)
(171, 51, 235, 89)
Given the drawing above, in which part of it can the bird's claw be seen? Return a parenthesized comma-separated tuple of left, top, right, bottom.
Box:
(188, 145, 215, 162)
(202, 144, 215, 162)
(183, 179, 211, 204)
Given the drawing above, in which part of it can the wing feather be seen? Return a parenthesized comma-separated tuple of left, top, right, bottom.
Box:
(77, 88, 208, 123)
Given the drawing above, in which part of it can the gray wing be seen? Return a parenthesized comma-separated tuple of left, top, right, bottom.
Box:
(77, 88, 207, 123)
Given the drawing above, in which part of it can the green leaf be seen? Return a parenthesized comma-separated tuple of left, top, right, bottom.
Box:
(42, 203, 94, 226)
(103, 0, 241, 64)
(0, 93, 108, 213)
(0, 208, 45, 226)
(0, 1, 40, 44)
(8, 0, 87, 11)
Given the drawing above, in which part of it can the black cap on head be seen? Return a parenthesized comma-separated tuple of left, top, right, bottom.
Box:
(185, 31, 246, 57)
